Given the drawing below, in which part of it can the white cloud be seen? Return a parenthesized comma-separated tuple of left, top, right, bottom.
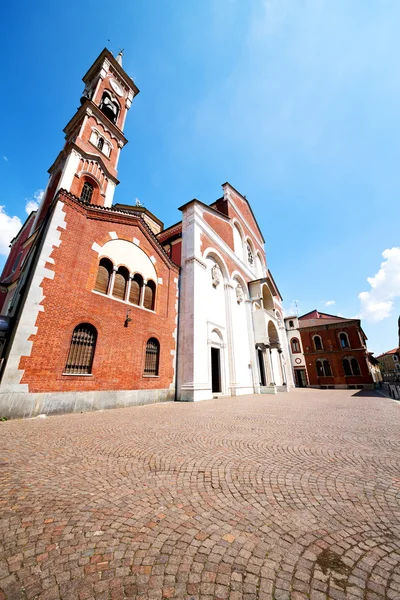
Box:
(359, 247, 400, 322)
(3, 156, 8, 162)
(0, 206, 22, 256)
(25, 189, 44, 214)
(325, 300, 335, 306)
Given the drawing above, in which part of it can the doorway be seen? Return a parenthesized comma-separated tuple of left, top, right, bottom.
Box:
(211, 347, 221, 393)
(257, 348, 266, 386)
(295, 369, 307, 387)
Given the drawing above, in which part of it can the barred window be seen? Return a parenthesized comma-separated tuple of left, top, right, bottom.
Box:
(64, 324, 97, 375)
(144, 338, 160, 376)
(80, 182, 94, 203)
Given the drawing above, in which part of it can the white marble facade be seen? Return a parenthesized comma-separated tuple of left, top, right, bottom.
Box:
(177, 196, 294, 402)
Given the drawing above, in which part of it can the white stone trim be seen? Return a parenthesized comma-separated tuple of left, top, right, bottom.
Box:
(92, 242, 102, 253)
(109, 231, 118, 239)
(0, 201, 67, 394)
(150, 256, 156, 264)
(133, 237, 140, 246)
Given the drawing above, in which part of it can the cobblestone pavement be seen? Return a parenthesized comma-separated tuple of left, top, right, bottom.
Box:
(1, 389, 400, 600)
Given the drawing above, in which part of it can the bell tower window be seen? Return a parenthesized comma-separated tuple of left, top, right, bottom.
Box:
(80, 182, 94, 203)
(99, 91, 119, 124)
(97, 137, 104, 151)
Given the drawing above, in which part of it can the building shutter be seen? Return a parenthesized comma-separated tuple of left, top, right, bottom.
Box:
(143, 283, 154, 310)
(129, 278, 141, 305)
(113, 273, 126, 300)
(94, 264, 110, 294)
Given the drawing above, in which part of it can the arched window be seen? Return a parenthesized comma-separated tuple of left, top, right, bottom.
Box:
(97, 137, 104, 151)
(64, 324, 97, 375)
(11, 252, 23, 274)
(143, 280, 156, 310)
(80, 181, 94, 203)
(291, 338, 300, 353)
(313, 335, 323, 351)
(100, 91, 119, 124)
(316, 359, 332, 377)
(343, 357, 361, 376)
(339, 332, 350, 349)
(144, 338, 160, 376)
(255, 253, 264, 278)
(289, 320, 294, 328)
(233, 223, 244, 260)
(323, 360, 332, 376)
(113, 266, 129, 300)
(246, 242, 254, 267)
(94, 258, 113, 294)
(351, 358, 361, 376)
(343, 358, 352, 376)
(129, 273, 143, 305)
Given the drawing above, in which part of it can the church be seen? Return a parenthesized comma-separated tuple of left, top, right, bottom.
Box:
(0, 48, 294, 418)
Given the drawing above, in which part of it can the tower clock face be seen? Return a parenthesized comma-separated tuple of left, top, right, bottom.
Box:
(109, 78, 124, 97)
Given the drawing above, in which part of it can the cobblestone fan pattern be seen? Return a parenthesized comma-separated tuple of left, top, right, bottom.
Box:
(1, 389, 399, 600)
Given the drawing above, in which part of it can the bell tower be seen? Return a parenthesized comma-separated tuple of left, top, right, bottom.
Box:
(33, 48, 139, 229)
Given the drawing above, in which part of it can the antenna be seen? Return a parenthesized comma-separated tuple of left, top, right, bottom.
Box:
(294, 300, 299, 316)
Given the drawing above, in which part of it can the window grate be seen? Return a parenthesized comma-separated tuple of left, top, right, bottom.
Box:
(144, 338, 159, 376)
(80, 182, 94, 203)
(64, 324, 97, 375)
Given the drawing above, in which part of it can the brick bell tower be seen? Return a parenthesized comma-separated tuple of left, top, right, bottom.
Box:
(33, 48, 139, 230)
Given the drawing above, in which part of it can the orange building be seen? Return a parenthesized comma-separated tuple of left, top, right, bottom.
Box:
(286, 310, 375, 389)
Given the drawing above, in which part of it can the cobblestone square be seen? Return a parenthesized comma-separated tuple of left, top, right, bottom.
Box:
(1, 389, 399, 599)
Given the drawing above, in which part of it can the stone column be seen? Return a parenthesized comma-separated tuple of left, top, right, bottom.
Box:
(108, 266, 117, 296)
(264, 345, 273, 385)
(269, 348, 276, 384)
(139, 280, 145, 307)
(278, 349, 287, 385)
(246, 298, 259, 393)
(125, 275, 133, 302)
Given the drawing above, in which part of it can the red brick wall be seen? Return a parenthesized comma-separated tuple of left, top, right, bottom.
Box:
(170, 241, 182, 266)
(300, 325, 374, 387)
(0, 214, 36, 313)
(19, 195, 179, 393)
(202, 212, 234, 251)
(226, 198, 265, 258)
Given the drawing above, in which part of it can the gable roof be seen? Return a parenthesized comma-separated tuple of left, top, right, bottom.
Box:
(298, 309, 361, 330)
(221, 182, 265, 244)
(376, 348, 400, 358)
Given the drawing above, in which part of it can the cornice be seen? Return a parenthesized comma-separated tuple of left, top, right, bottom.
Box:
(300, 321, 359, 332)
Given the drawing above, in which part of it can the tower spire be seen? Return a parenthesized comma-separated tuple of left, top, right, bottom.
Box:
(116, 49, 124, 66)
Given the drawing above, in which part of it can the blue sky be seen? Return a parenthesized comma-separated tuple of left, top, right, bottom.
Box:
(1, 0, 399, 354)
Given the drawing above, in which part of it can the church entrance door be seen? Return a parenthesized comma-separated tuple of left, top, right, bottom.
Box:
(257, 348, 267, 386)
(211, 347, 221, 393)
